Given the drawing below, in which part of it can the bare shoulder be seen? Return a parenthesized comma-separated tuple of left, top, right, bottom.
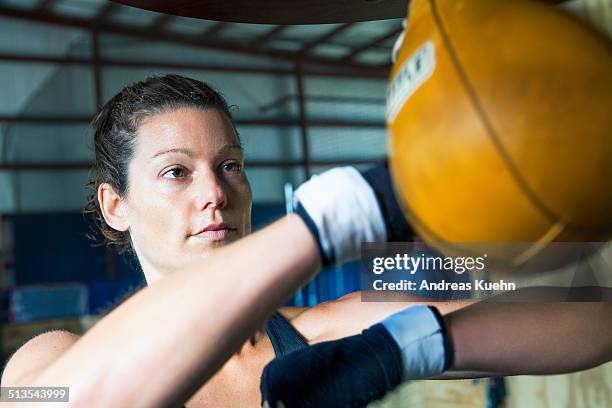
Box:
(1, 330, 80, 387)
(277, 306, 308, 320)
(285, 292, 371, 342)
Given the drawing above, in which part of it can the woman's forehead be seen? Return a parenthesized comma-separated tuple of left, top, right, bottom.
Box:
(135, 108, 239, 157)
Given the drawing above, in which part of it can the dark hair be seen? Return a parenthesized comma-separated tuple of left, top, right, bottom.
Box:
(84, 74, 235, 253)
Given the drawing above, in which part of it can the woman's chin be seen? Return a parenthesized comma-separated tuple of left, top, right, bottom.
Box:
(185, 235, 239, 253)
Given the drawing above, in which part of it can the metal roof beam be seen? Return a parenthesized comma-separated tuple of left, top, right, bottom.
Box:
(0, 52, 388, 79)
(299, 23, 354, 56)
(92, 2, 119, 27)
(250, 25, 288, 49)
(0, 5, 387, 73)
(149, 13, 173, 32)
(0, 157, 385, 171)
(36, 0, 56, 14)
(0, 114, 385, 128)
(202, 22, 228, 39)
(341, 25, 402, 62)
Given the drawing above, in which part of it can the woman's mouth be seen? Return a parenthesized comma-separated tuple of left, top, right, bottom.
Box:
(193, 229, 233, 241)
(191, 223, 237, 241)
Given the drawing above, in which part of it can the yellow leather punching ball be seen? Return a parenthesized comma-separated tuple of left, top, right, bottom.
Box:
(387, 0, 612, 263)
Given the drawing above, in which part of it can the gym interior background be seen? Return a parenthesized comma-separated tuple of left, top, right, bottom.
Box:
(0, 0, 610, 406)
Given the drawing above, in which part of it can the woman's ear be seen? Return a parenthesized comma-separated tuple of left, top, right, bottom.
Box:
(98, 183, 129, 232)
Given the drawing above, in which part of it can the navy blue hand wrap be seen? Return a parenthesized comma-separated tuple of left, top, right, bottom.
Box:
(260, 323, 403, 408)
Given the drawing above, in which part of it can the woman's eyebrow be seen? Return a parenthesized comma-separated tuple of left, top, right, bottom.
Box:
(219, 143, 243, 152)
(151, 148, 195, 159)
(152, 144, 242, 160)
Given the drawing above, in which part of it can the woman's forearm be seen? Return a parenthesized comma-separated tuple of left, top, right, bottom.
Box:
(30, 214, 320, 407)
(445, 301, 612, 375)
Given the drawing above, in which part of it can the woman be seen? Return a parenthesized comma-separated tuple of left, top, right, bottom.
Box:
(2, 74, 610, 408)
(0, 74, 467, 407)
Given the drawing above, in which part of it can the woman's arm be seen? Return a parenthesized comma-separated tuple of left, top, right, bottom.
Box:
(11, 215, 320, 408)
(310, 293, 612, 376)
(259, 300, 612, 408)
(446, 301, 612, 375)
(293, 291, 612, 377)
(291, 291, 474, 343)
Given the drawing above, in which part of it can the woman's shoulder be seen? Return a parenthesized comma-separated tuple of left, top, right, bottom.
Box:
(277, 306, 308, 320)
(277, 294, 361, 344)
(2, 330, 80, 387)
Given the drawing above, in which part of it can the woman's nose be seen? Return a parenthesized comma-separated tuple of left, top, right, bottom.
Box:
(194, 171, 228, 211)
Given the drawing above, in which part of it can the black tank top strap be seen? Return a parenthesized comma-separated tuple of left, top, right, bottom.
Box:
(265, 312, 309, 357)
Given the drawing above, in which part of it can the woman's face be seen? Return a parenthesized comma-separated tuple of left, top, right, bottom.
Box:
(124, 107, 252, 279)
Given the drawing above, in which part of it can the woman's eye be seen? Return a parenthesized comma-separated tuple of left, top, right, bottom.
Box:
(162, 167, 187, 179)
(221, 161, 243, 173)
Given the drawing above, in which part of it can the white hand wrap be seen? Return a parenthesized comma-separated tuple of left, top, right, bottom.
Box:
(381, 305, 449, 380)
(293, 167, 387, 265)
